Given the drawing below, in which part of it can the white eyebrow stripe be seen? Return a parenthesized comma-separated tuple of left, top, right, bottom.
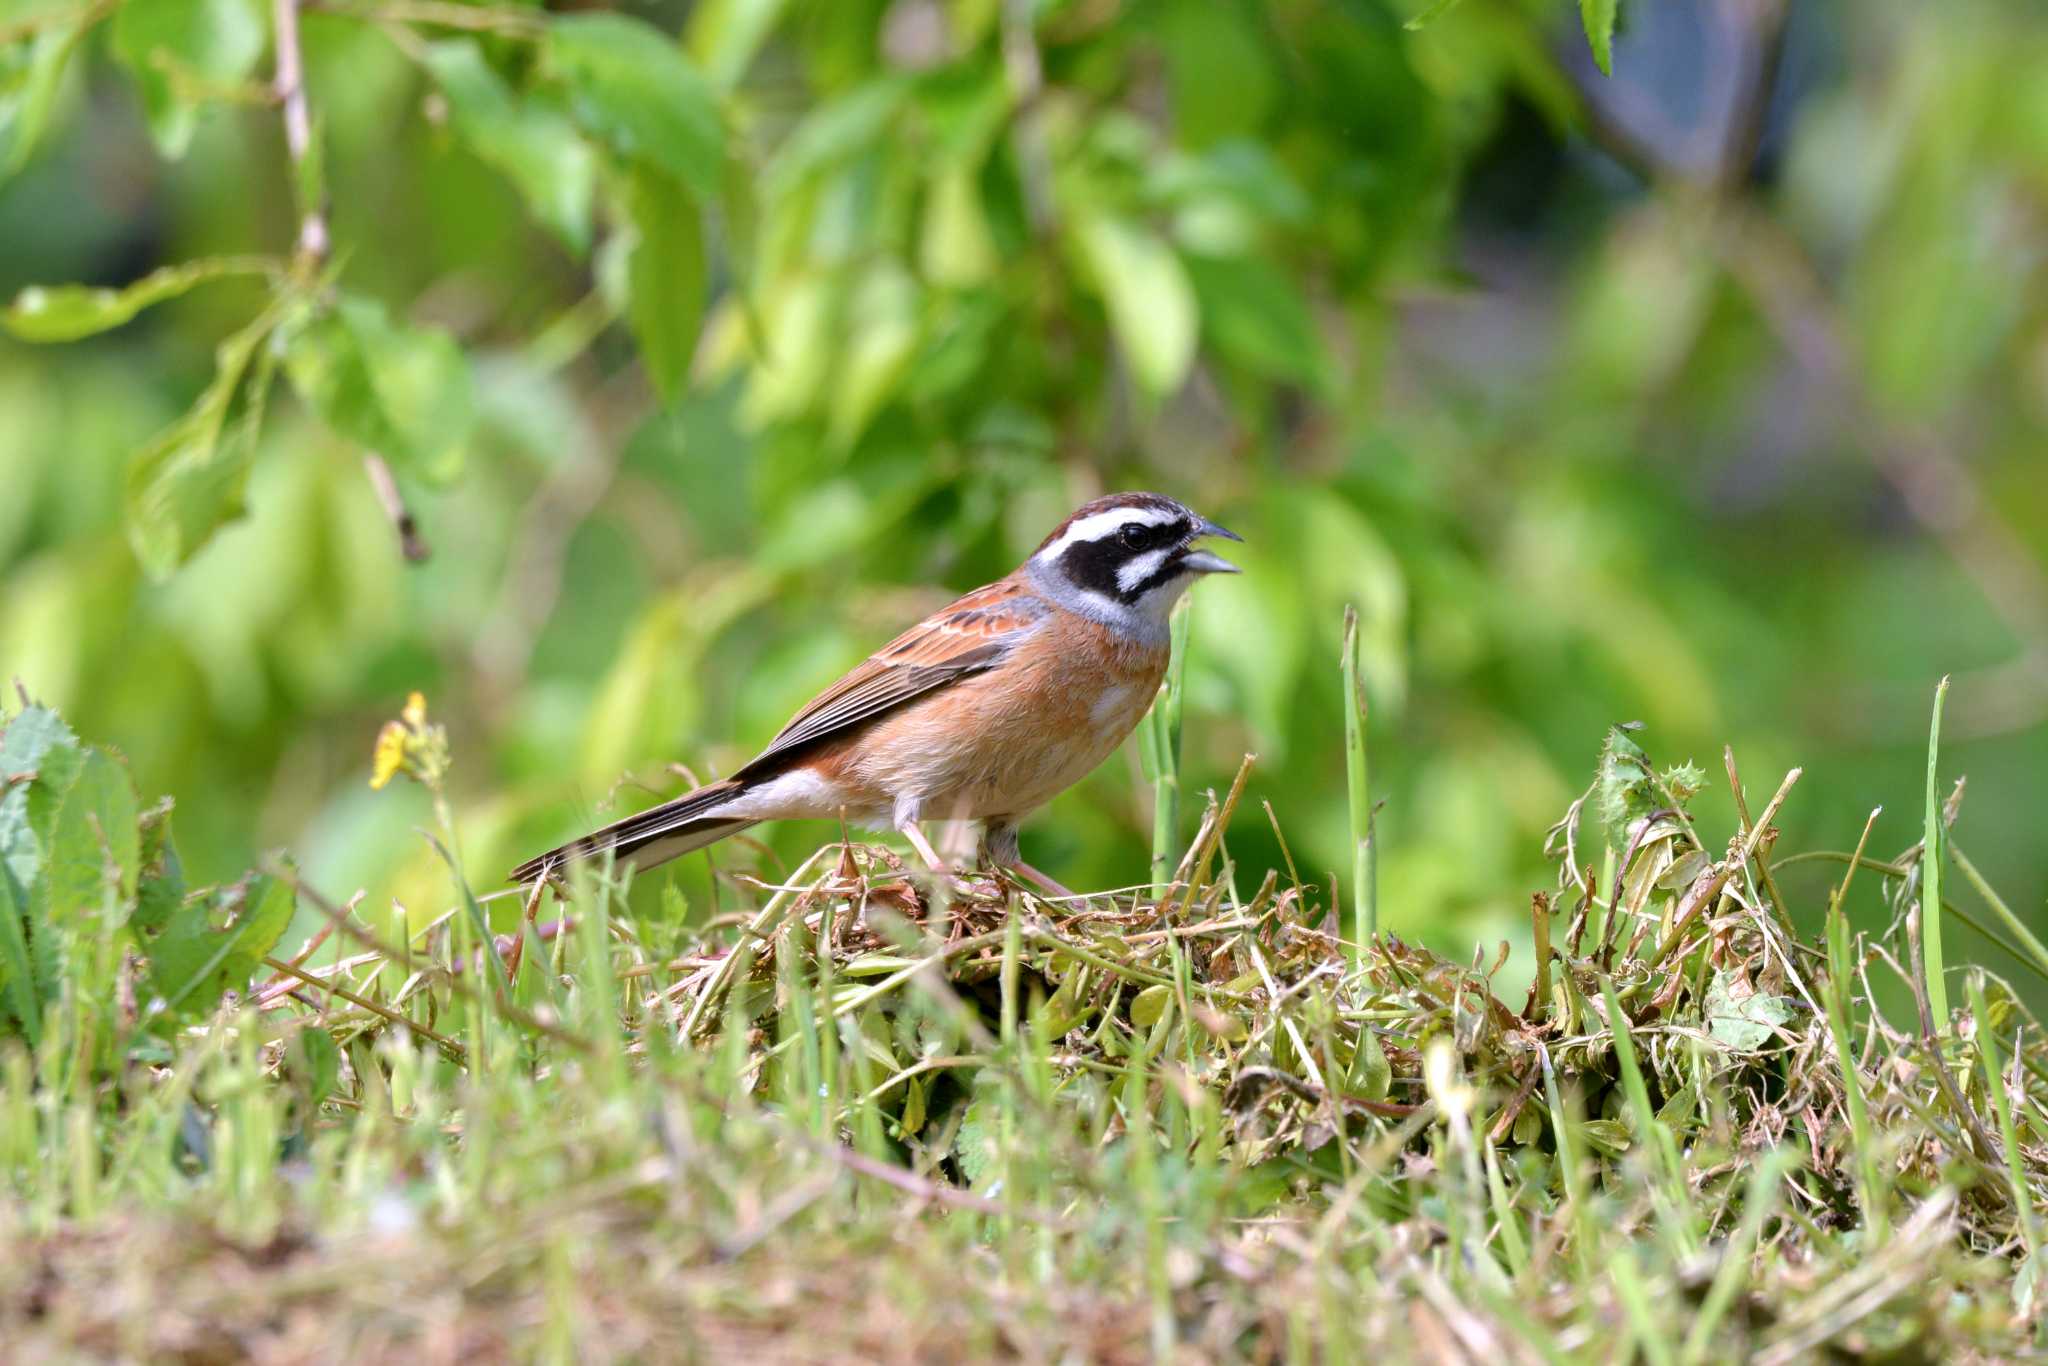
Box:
(1116, 546, 1170, 592)
(1033, 506, 1176, 562)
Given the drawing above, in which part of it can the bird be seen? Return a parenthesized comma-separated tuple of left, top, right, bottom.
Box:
(510, 491, 1241, 894)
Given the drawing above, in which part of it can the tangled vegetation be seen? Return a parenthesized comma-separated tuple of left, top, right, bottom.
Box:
(3, 680, 2044, 1362)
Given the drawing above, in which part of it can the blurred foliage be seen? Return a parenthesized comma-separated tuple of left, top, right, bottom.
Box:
(1, 0, 2046, 979)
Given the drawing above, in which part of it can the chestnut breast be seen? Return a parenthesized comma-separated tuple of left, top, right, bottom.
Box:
(833, 611, 1168, 820)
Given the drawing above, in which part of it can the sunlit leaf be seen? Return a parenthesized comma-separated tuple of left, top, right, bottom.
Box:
(920, 164, 997, 286)
(284, 293, 476, 484)
(1580, 0, 1618, 76)
(110, 0, 265, 158)
(762, 78, 903, 194)
(622, 162, 708, 404)
(125, 307, 278, 578)
(3, 257, 274, 343)
(423, 40, 595, 255)
(0, 21, 87, 181)
(549, 14, 724, 198)
(686, 0, 787, 91)
(827, 260, 918, 449)
(1073, 213, 1198, 399)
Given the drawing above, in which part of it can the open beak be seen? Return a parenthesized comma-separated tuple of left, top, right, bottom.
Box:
(1182, 517, 1243, 574)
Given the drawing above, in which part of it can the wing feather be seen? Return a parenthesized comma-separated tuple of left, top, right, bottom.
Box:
(735, 579, 1046, 776)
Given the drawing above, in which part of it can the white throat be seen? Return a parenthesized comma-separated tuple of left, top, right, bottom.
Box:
(1024, 557, 1194, 646)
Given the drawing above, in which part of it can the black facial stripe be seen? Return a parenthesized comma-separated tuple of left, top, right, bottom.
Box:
(1056, 517, 1192, 603)
(1121, 547, 1188, 600)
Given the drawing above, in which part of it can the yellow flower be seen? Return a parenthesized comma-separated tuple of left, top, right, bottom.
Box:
(368, 691, 450, 790)
(369, 721, 408, 790)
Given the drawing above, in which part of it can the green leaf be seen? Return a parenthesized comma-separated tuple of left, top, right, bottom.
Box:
(761, 78, 903, 194)
(132, 799, 184, 934)
(1403, 0, 1467, 31)
(109, 0, 265, 158)
(127, 405, 264, 579)
(0, 21, 86, 182)
(952, 1096, 1000, 1188)
(146, 871, 294, 1019)
(286, 1024, 341, 1110)
(549, 14, 724, 198)
(4, 257, 273, 343)
(423, 40, 595, 255)
(622, 162, 707, 403)
(1074, 213, 1198, 399)
(125, 305, 279, 578)
(1703, 970, 1794, 1055)
(284, 294, 476, 484)
(1580, 0, 1618, 76)
(1129, 982, 1173, 1028)
(0, 857, 38, 1040)
(1183, 252, 1326, 389)
(828, 260, 918, 450)
(685, 0, 787, 92)
(44, 748, 141, 927)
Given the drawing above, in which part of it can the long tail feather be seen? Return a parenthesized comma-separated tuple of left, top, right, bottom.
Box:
(509, 780, 756, 884)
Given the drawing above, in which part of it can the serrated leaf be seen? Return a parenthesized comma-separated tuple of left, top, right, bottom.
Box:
(146, 871, 294, 1019)
(549, 14, 723, 198)
(110, 0, 264, 158)
(1074, 213, 1197, 399)
(4, 257, 273, 343)
(423, 40, 595, 254)
(0, 855, 38, 1039)
(622, 162, 707, 403)
(952, 1097, 1000, 1188)
(1580, 0, 1618, 76)
(44, 748, 141, 927)
(1704, 969, 1794, 1054)
(284, 294, 475, 484)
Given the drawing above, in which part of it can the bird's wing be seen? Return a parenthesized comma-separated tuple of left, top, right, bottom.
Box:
(736, 578, 1048, 776)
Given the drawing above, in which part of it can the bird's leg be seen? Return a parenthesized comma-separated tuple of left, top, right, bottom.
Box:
(897, 819, 950, 876)
(981, 821, 1084, 905)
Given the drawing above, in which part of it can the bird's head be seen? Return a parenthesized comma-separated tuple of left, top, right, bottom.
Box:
(1027, 492, 1241, 636)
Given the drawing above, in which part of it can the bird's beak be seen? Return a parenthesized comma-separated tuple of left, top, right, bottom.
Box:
(1180, 549, 1240, 575)
(1182, 517, 1243, 574)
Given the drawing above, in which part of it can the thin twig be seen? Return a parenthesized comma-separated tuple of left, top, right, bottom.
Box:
(270, 0, 327, 263)
(362, 453, 430, 562)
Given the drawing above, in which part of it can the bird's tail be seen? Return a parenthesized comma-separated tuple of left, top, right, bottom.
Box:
(509, 779, 758, 884)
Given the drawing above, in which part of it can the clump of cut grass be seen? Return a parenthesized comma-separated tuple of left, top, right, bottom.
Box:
(2, 677, 2045, 1361)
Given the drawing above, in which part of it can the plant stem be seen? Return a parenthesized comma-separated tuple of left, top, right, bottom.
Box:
(1921, 677, 1950, 1041)
(1341, 605, 1374, 955)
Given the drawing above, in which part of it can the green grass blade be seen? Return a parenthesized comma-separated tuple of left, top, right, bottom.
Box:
(1145, 600, 1192, 890)
(1922, 676, 1950, 1036)
(1967, 972, 2041, 1264)
(1681, 1145, 1796, 1364)
(1341, 605, 1374, 954)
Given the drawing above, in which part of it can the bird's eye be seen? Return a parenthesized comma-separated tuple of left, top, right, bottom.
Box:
(1118, 524, 1150, 550)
